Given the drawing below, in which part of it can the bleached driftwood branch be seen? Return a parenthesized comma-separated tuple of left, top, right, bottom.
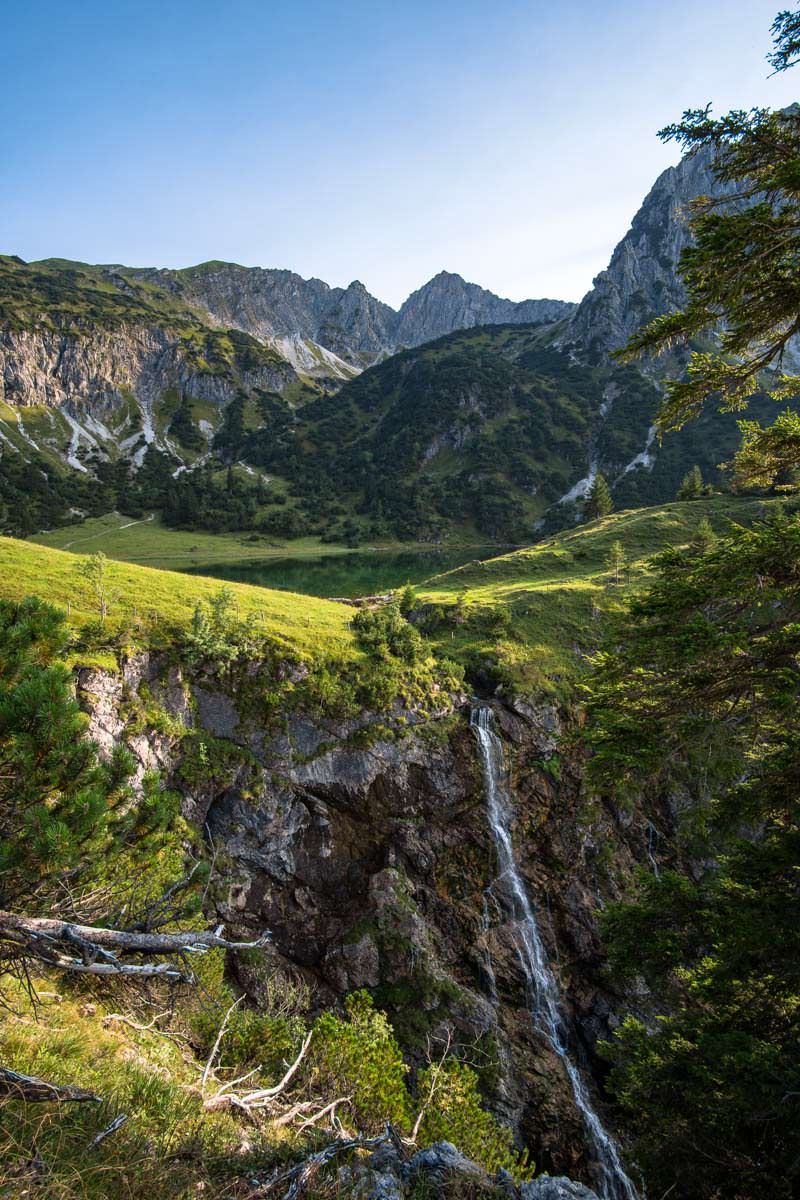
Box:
(0, 1067, 101, 1104)
(0, 911, 269, 981)
(201, 996, 244, 1089)
(204, 1030, 313, 1112)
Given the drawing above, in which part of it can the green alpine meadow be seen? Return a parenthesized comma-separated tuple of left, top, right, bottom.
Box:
(1, 5, 799, 1199)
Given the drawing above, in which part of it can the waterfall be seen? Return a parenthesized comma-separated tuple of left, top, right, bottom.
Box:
(471, 706, 639, 1200)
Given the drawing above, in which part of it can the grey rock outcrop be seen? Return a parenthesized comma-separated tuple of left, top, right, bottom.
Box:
(405, 1141, 487, 1187)
(394, 271, 574, 347)
(560, 146, 732, 361)
(135, 262, 574, 364)
(520, 1178, 600, 1199)
(337, 1140, 600, 1200)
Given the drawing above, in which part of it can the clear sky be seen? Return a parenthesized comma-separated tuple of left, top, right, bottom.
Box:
(2, 0, 797, 308)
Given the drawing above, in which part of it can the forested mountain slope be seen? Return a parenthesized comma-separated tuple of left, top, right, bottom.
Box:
(1, 141, 796, 545)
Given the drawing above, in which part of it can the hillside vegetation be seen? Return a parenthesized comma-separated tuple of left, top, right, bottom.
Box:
(3, 496, 772, 684)
(0, 255, 286, 371)
(417, 496, 784, 694)
(4, 494, 779, 702)
(4, 269, 796, 549)
(30, 513, 366, 570)
(0, 536, 357, 661)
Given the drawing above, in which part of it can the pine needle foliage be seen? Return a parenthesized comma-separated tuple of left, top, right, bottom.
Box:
(0, 596, 176, 910)
(584, 509, 800, 1197)
(585, 473, 613, 519)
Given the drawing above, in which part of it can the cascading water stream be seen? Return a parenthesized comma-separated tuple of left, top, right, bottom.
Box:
(471, 706, 639, 1200)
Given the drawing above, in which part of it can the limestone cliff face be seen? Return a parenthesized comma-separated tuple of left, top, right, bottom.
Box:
(136, 263, 574, 362)
(0, 322, 296, 465)
(394, 273, 574, 347)
(75, 651, 654, 1190)
(559, 146, 729, 361)
(0, 323, 292, 411)
(138, 263, 397, 361)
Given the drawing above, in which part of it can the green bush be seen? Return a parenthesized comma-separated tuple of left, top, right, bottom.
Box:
(309, 991, 412, 1132)
(185, 586, 252, 665)
(352, 602, 425, 665)
(417, 1058, 534, 1179)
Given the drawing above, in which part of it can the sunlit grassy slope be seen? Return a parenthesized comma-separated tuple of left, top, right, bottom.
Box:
(419, 496, 780, 694)
(2, 496, 783, 694)
(0, 535, 357, 661)
(0, 972, 294, 1200)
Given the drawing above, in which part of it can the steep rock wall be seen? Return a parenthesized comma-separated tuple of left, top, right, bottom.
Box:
(74, 649, 654, 1188)
(0, 323, 294, 415)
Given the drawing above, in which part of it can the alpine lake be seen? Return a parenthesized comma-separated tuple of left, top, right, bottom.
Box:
(179, 545, 507, 599)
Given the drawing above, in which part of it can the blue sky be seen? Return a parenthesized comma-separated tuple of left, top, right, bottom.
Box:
(2, 0, 797, 307)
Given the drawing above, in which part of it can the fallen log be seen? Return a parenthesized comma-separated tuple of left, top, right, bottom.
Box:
(0, 1067, 101, 1104)
(0, 912, 269, 980)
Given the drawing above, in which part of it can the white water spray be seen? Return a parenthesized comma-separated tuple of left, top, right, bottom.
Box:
(471, 706, 639, 1200)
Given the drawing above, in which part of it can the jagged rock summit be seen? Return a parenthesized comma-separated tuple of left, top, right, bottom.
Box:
(394, 270, 572, 347)
(559, 145, 732, 360)
(132, 261, 574, 364)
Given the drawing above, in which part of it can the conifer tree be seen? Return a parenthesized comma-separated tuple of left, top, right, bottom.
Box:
(605, 539, 626, 584)
(676, 464, 704, 500)
(168, 393, 204, 452)
(0, 597, 181, 911)
(0, 597, 131, 904)
(585, 473, 613, 519)
(585, 510, 800, 1197)
(692, 515, 717, 552)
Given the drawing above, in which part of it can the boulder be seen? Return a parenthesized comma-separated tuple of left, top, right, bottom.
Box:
(406, 1141, 486, 1187)
(520, 1176, 599, 1199)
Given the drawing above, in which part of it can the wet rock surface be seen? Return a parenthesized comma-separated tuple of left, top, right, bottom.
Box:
(336, 1141, 600, 1200)
(77, 655, 648, 1187)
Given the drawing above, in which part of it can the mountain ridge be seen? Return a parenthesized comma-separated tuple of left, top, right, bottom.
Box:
(2, 143, 795, 544)
(111, 260, 575, 364)
(559, 145, 731, 360)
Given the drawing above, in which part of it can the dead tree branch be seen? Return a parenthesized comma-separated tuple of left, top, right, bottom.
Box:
(201, 996, 244, 1090)
(87, 1113, 128, 1149)
(295, 1096, 351, 1132)
(0, 911, 269, 981)
(0, 1067, 101, 1104)
(203, 1030, 313, 1112)
(410, 1027, 452, 1145)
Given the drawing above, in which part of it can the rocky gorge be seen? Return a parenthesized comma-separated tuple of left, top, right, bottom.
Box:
(74, 642, 657, 1196)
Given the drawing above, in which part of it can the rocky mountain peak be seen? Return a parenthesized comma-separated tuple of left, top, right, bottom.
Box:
(123, 261, 574, 365)
(395, 270, 574, 348)
(559, 145, 736, 361)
